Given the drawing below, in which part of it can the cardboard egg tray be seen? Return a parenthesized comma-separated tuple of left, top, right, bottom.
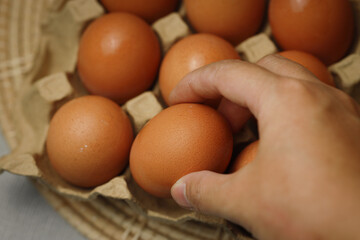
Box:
(0, 0, 359, 239)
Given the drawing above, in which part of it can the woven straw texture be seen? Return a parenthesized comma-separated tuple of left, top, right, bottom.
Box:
(1, 0, 360, 240)
(0, 0, 247, 239)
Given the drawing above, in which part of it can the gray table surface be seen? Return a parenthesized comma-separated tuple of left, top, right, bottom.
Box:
(0, 130, 86, 240)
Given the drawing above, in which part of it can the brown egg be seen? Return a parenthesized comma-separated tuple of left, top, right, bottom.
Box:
(130, 103, 233, 198)
(229, 140, 259, 173)
(269, 0, 355, 65)
(159, 33, 240, 105)
(46, 96, 134, 188)
(100, 0, 179, 23)
(185, 0, 266, 45)
(77, 12, 161, 104)
(278, 50, 335, 87)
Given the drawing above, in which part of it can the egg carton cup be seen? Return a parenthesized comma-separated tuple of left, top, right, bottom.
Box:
(0, 0, 360, 240)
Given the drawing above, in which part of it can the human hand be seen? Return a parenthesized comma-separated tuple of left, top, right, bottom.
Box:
(169, 55, 360, 240)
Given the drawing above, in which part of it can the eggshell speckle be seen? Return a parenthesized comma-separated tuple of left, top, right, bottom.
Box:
(129, 103, 233, 198)
(77, 12, 161, 104)
(46, 95, 134, 188)
(159, 33, 240, 105)
(100, 0, 179, 23)
(185, 0, 266, 45)
(269, 0, 355, 65)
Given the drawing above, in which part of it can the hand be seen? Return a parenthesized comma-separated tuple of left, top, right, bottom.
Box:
(169, 55, 360, 240)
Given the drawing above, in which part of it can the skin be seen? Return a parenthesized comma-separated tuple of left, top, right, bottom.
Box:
(169, 55, 360, 240)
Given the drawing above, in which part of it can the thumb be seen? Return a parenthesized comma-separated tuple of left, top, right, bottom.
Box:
(171, 170, 245, 220)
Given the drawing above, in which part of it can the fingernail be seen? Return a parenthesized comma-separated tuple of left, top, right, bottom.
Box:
(171, 179, 192, 209)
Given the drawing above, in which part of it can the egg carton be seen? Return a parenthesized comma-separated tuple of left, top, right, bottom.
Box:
(0, 0, 359, 239)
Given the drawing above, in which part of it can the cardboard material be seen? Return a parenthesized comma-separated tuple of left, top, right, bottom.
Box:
(0, 1, 245, 236)
(41, 0, 103, 75)
(123, 92, 164, 134)
(330, 54, 360, 93)
(1, 0, 360, 239)
(236, 33, 278, 63)
(153, 12, 192, 53)
(35, 72, 73, 102)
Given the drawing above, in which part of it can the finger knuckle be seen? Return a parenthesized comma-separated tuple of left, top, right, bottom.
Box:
(256, 54, 278, 65)
(277, 78, 316, 104)
(211, 60, 237, 79)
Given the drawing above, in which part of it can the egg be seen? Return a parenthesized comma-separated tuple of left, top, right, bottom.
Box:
(46, 96, 134, 188)
(77, 12, 161, 104)
(229, 140, 259, 173)
(129, 103, 233, 198)
(269, 0, 355, 65)
(99, 0, 179, 23)
(159, 33, 240, 105)
(184, 0, 266, 45)
(278, 50, 335, 87)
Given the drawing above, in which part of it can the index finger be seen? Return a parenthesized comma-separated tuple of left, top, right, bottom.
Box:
(168, 58, 279, 119)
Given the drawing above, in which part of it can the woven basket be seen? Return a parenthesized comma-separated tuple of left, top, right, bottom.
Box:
(1, 0, 359, 240)
(0, 0, 248, 239)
